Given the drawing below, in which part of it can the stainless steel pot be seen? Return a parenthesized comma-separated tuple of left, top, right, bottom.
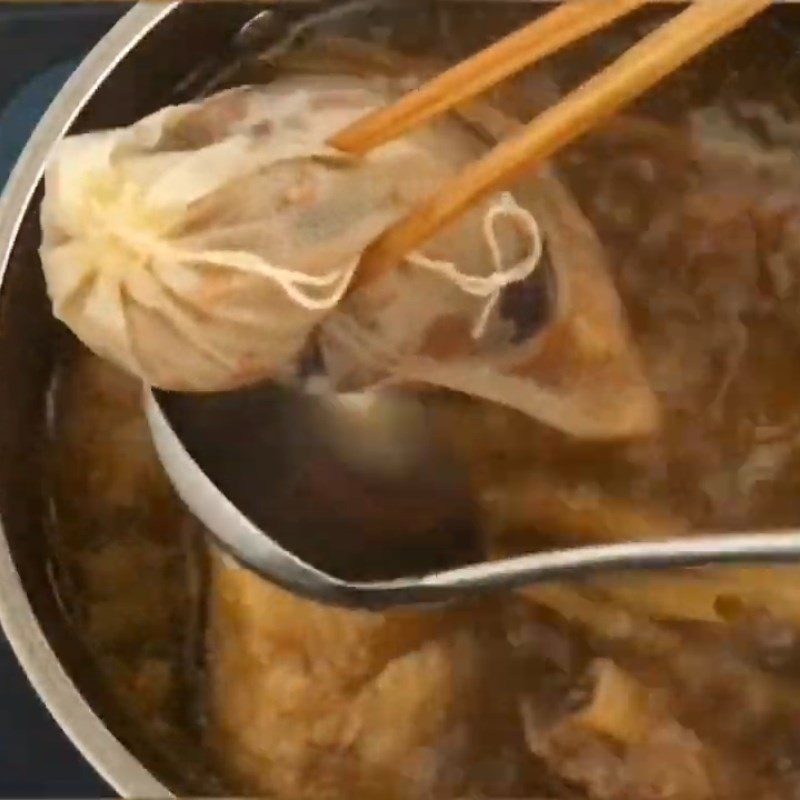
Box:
(3, 1, 794, 796)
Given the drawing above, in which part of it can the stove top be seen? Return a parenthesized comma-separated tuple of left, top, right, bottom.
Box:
(0, 6, 124, 795)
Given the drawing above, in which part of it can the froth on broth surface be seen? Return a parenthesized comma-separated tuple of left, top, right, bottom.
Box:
(45, 6, 800, 799)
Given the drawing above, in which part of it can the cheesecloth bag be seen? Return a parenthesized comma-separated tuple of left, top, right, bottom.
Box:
(40, 74, 505, 391)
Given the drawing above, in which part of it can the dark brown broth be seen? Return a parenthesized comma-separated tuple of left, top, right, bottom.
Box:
(47, 6, 800, 799)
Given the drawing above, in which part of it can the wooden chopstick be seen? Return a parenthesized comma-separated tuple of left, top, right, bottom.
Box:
(330, 0, 648, 156)
(351, 0, 771, 291)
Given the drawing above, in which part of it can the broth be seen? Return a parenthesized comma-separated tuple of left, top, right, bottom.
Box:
(47, 5, 800, 799)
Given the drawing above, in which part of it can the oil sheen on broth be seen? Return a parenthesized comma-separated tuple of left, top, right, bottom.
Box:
(47, 8, 800, 800)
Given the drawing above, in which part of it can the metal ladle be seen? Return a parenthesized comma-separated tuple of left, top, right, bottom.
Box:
(144, 0, 800, 611)
(146, 387, 800, 611)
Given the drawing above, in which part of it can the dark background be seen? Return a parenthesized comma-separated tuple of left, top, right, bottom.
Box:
(0, 5, 123, 796)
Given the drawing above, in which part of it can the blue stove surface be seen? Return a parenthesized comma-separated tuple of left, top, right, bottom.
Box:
(0, 6, 124, 796)
(0, 4, 125, 186)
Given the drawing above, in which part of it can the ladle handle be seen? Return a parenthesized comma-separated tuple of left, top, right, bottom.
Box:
(403, 532, 800, 597)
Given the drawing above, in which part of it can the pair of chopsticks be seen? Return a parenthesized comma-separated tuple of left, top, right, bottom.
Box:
(326, 0, 771, 291)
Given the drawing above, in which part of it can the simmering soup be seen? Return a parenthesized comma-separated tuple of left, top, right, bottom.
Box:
(46, 5, 800, 799)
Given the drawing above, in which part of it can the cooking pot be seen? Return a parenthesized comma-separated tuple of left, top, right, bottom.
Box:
(3, 1, 796, 796)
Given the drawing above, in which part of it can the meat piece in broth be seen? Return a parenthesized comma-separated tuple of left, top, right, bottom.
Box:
(206, 553, 487, 799)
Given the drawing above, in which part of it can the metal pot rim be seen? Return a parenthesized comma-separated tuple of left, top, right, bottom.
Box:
(0, 4, 176, 795)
